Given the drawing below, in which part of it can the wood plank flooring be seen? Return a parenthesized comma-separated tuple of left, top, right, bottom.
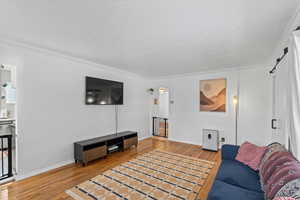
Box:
(0, 137, 221, 200)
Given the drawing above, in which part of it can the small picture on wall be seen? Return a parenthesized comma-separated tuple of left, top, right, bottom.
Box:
(200, 78, 226, 112)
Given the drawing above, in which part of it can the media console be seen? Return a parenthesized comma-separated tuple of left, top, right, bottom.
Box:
(74, 131, 138, 166)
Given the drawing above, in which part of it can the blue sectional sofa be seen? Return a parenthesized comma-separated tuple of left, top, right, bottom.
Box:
(207, 144, 265, 200)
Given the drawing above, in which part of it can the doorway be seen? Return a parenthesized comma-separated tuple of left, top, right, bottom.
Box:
(0, 65, 16, 181)
(152, 87, 169, 138)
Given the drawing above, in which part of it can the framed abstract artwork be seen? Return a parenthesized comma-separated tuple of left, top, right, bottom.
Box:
(200, 78, 226, 112)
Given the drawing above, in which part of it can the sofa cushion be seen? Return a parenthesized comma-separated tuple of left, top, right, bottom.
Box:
(216, 159, 262, 192)
(207, 180, 264, 200)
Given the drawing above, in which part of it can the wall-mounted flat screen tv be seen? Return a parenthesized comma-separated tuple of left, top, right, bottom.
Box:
(85, 76, 123, 105)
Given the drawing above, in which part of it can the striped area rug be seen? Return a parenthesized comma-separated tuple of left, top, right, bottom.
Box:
(66, 150, 215, 200)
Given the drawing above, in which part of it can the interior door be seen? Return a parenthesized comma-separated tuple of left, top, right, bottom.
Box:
(271, 56, 289, 146)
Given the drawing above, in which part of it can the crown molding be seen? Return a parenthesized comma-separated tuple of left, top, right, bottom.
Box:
(149, 64, 270, 81)
(0, 35, 145, 80)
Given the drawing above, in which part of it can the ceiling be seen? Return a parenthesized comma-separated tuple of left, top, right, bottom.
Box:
(0, 0, 299, 77)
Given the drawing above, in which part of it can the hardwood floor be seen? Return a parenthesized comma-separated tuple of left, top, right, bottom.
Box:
(0, 137, 221, 200)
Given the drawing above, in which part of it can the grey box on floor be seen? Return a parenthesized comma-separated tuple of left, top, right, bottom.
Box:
(202, 129, 219, 151)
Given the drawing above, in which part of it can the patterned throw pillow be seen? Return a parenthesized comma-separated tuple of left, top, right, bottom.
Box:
(260, 143, 287, 171)
(265, 162, 300, 200)
(259, 143, 287, 190)
(273, 197, 296, 200)
(274, 179, 300, 200)
(260, 152, 296, 186)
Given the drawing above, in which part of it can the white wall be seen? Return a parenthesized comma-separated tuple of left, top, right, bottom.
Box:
(151, 67, 272, 146)
(0, 42, 151, 179)
(0, 38, 273, 180)
(237, 68, 272, 145)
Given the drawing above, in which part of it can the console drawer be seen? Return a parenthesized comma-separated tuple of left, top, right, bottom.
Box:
(83, 145, 107, 163)
(124, 136, 138, 150)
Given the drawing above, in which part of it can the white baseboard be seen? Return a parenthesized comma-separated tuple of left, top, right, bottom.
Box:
(15, 159, 74, 181)
(0, 177, 15, 185)
(167, 138, 202, 146)
(138, 135, 152, 141)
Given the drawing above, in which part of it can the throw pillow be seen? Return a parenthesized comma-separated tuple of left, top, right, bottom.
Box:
(274, 179, 300, 200)
(259, 143, 287, 191)
(260, 143, 287, 171)
(260, 151, 296, 185)
(265, 162, 300, 200)
(235, 141, 267, 171)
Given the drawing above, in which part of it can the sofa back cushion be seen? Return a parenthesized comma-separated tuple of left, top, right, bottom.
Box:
(235, 142, 267, 171)
(221, 144, 240, 160)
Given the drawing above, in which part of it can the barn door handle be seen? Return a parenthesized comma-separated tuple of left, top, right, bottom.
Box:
(272, 119, 277, 129)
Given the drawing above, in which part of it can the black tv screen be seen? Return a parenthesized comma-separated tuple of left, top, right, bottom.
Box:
(85, 76, 123, 105)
